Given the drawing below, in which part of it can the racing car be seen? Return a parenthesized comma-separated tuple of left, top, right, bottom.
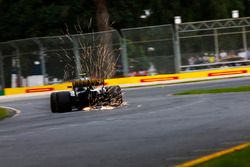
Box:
(50, 78, 123, 113)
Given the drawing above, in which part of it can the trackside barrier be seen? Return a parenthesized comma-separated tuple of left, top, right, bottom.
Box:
(105, 67, 250, 85)
(4, 67, 250, 96)
(4, 83, 72, 96)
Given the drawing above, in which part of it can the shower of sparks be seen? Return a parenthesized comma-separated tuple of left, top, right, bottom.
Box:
(60, 24, 123, 111)
(82, 102, 127, 112)
(82, 106, 114, 111)
(62, 28, 118, 81)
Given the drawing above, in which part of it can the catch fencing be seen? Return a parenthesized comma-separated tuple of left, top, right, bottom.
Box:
(177, 17, 250, 71)
(0, 30, 122, 88)
(0, 17, 250, 89)
(120, 25, 175, 76)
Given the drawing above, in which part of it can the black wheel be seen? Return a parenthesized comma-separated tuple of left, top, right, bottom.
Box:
(105, 86, 123, 106)
(50, 91, 72, 113)
(50, 92, 58, 113)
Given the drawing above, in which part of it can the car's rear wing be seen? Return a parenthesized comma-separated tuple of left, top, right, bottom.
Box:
(72, 79, 105, 88)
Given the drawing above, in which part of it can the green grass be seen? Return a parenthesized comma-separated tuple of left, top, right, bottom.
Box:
(174, 85, 250, 95)
(0, 108, 9, 120)
(194, 146, 250, 167)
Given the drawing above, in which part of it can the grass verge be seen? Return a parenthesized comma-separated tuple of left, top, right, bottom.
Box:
(174, 85, 250, 95)
(0, 107, 10, 120)
(193, 146, 250, 167)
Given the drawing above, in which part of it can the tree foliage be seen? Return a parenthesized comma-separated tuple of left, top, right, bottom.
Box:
(0, 0, 248, 42)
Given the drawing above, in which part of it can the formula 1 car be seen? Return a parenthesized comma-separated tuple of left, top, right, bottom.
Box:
(50, 79, 123, 113)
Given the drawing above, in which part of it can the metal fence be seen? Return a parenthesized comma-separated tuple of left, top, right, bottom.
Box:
(0, 30, 122, 88)
(120, 25, 175, 76)
(0, 17, 250, 89)
(177, 17, 250, 71)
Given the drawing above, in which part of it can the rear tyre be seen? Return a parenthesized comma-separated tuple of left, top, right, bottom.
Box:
(50, 93, 58, 113)
(50, 91, 72, 113)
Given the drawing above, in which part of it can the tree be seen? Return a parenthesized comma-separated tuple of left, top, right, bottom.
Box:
(94, 0, 110, 31)
(0, 0, 248, 42)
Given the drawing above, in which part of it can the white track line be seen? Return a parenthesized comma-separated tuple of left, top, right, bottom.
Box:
(0, 106, 21, 117)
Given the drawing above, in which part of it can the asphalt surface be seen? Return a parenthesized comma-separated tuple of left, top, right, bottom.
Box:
(1, 77, 250, 167)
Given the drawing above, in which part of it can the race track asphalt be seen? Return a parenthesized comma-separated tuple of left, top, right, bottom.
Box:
(0, 77, 250, 167)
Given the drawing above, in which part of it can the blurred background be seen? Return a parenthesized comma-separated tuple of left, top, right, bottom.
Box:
(0, 0, 250, 89)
